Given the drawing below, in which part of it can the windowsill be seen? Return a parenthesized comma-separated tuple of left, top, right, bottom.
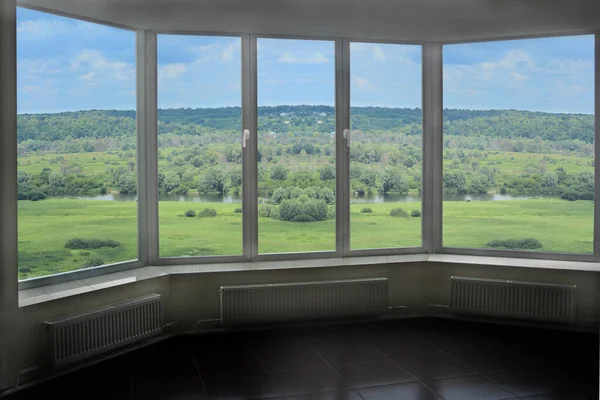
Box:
(18, 254, 600, 307)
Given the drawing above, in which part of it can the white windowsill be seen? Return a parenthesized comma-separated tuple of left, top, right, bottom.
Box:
(18, 254, 600, 307)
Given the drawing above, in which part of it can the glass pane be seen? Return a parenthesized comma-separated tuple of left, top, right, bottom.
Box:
(349, 43, 422, 250)
(257, 38, 336, 254)
(443, 35, 594, 253)
(157, 35, 242, 257)
(17, 8, 137, 279)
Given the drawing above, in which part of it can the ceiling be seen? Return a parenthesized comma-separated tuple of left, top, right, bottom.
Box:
(18, 0, 600, 42)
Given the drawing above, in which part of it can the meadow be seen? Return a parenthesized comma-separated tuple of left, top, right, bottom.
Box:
(17, 197, 593, 279)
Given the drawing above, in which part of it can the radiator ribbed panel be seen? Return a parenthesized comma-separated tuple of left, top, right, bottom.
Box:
(220, 278, 388, 324)
(450, 277, 576, 322)
(45, 294, 163, 367)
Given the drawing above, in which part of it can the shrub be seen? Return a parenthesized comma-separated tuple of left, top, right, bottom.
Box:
(234, 207, 242, 213)
(18, 266, 32, 273)
(83, 257, 105, 268)
(361, 208, 373, 213)
(28, 192, 47, 201)
(270, 165, 288, 180)
(65, 238, 121, 250)
(171, 185, 190, 195)
(319, 165, 335, 180)
(279, 196, 329, 222)
(411, 210, 421, 217)
(198, 208, 217, 217)
(486, 238, 542, 250)
(259, 204, 275, 218)
(184, 209, 196, 217)
(390, 208, 409, 218)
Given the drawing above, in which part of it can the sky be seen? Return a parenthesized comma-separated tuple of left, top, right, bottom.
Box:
(17, 7, 595, 115)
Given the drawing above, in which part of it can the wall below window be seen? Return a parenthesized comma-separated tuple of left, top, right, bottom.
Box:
(1, 260, 598, 393)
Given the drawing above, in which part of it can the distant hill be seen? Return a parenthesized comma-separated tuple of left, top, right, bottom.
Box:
(16, 106, 594, 144)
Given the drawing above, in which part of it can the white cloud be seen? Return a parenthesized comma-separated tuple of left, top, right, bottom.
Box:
(159, 63, 188, 81)
(79, 72, 97, 82)
(221, 43, 236, 62)
(17, 19, 70, 39)
(373, 46, 386, 62)
(353, 75, 371, 89)
(70, 49, 134, 82)
(277, 51, 329, 64)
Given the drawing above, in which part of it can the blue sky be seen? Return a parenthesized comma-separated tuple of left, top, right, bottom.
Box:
(17, 8, 594, 115)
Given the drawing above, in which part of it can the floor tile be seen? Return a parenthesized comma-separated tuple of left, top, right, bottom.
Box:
(285, 390, 363, 400)
(357, 381, 442, 400)
(424, 374, 518, 400)
(133, 378, 207, 400)
(371, 336, 443, 359)
(484, 369, 558, 397)
(394, 353, 476, 380)
(270, 367, 348, 396)
(202, 370, 282, 399)
(312, 340, 386, 366)
(256, 344, 326, 371)
(334, 360, 415, 389)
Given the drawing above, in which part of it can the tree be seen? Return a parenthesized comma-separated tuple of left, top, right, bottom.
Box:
(230, 168, 242, 187)
(319, 165, 335, 181)
(444, 171, 467, 194)
(359, 170, 377, 187)
(270, 165, 288, 181)
(469, 173, 490, 194)
(381, 168, 409, 194)
(162, 172, 181, 193)
(199, 167, 226, 193)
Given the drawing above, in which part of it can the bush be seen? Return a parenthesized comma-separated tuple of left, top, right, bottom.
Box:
(270, 165, 288, 181)
(83, 257, 106, 268)
(259, 204, 275, 217)
(361, 208, 373, 213)
(65, 238, 121, 250)
(486, 238, 542, 250)
(184, 209, 196, 217)
(390, 208, 409, 218)
(28, 192, 47, 201)
(198, 208, 217, 217)
(234, 207, 242, 213)
(279, 196, 329, 222)
(319, 165, 335, 180)
(411, 210, 421, 217)
(171, 185, 190, 195)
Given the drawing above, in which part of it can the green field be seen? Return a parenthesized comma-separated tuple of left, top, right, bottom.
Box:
(18, 198, 593, 279)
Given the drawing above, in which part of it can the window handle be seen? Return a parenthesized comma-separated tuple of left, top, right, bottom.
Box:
(343, 129, 351, 147)
(242, 129, 250, 148)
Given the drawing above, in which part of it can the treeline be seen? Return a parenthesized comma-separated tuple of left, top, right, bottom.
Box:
(17, 106, 594, 145)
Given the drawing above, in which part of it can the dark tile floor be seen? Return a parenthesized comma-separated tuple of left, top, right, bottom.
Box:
(8, 318, 600, 400)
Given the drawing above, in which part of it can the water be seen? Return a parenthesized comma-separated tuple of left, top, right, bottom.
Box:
(74, 192, 534, 203)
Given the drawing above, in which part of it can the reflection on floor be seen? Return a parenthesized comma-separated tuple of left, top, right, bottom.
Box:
(8, 318, 599, 399)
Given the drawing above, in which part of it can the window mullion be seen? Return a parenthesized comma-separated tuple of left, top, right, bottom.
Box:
(242, 34, 258, 260)
(136, 30, 159, 266)
(594, 33, 600, 260)
(421, 43, 443, 254)
(336, 39, 350, 256)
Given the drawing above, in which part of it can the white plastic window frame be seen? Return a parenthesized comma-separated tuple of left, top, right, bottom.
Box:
(437, 33, 600, 263)
(11, 5, 599, 291)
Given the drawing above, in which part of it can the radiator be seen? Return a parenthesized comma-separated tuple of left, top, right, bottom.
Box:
(44, 294, 163, 367)
(450, 276, 576, 323)
(220, 278, 388, 324)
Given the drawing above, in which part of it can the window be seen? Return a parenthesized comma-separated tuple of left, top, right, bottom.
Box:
(257, 38, 336, 254)
(349, 42, 422, 250)
(443, 35, 595, 254)
(17, 8, 137, 279)
(157, 35, 242, 257)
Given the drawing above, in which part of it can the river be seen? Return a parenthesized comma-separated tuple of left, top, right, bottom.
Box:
(74, 192, 536, 203)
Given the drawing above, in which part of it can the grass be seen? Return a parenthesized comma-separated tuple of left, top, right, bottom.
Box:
(17, 197, 594, 279)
